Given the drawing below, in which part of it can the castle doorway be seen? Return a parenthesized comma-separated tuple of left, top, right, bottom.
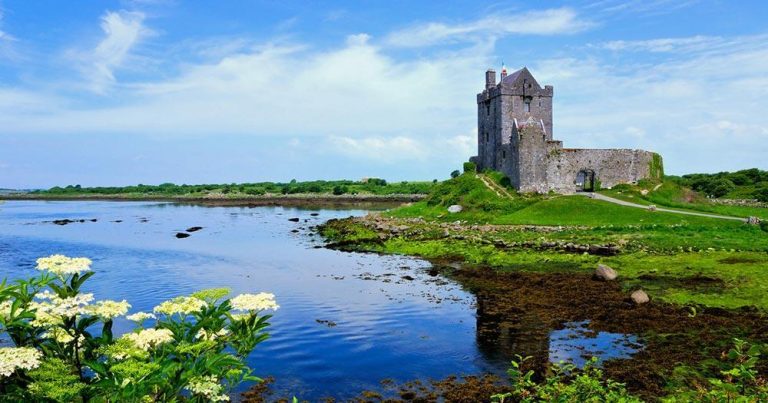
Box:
(576, 169, 596, 192)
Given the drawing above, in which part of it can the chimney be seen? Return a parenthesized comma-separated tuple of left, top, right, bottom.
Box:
(485, 69, 496, 90)
(501, 62, 508, 80)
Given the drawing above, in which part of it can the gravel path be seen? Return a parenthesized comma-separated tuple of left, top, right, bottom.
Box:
(585, 192, 746, 222)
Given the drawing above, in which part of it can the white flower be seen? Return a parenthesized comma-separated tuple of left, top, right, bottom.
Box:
(41, 327, 86, 346)
(0, 300, 12, 320)
(230, 293, 279, 312)
(0, 347, 42, 377)
(88, 299, 130, 320)
(124, 328, 175, 351)
(126, 312, 156, 323)
(195, 328, 230, 341)
(36, 255, 92, 276)
(29, 293, 94, 326)
(153, 296, 207, 316)
(187, 375, 229, 401)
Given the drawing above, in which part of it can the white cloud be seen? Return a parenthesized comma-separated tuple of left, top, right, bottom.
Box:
(2, 34, 489, 138)
(384, 8, 591, 48)
(597, 35, 717, 53)
(328, 135, 428, 161)
(77, 10, 152, 93)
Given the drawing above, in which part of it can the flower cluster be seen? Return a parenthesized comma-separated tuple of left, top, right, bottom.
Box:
(88, 299, 131, 320)
(126, 312, 156, 323)
(124, 328, 175, 351)
(196, 328, 229, 341)
(153, 296, 207, 316)
(0, 347, 42, 377)
(29, 291, 94, 326)
(0, 300, 11, 320)
(35, 255, 92, 276)
(187, 375, 229, 402)
(42, 327, 79, 344)
(230, 293, 279, 312)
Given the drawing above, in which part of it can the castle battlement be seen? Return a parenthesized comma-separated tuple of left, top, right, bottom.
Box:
(471, 67, 661, 193)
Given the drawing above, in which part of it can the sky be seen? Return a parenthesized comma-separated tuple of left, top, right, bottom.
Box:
(0, 0, 767, 188)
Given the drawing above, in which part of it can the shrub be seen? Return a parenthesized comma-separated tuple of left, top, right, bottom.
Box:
(0, 255, 276, 401)
(491, 355, 641, 403)
(463, 161, 476, 173)
(499, 176, 511, 188)
(755, 186, 768, 202)
(450, 170, 461, 179)
(760, 221, 768, 233)
(332, 185, 348, 195)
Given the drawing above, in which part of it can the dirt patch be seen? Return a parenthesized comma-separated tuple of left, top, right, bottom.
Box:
(444, 267, 768, 400)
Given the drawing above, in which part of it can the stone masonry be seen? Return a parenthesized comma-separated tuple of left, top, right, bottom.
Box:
(471, 67, 662, 194)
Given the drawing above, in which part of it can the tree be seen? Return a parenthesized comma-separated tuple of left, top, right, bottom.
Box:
(450, 170, 461, 178)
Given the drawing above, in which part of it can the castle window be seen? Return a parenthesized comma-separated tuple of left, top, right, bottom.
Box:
(524, 100, 530, 113)
(486, 102, 490, 116)
(502, 150, 506, 159)
(485, 132, 489, 142)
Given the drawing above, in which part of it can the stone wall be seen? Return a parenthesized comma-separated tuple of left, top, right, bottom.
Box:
(545, 149, 657, 194)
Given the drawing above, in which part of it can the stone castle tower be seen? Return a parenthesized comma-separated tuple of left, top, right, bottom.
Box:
(472, 67, 662, 193)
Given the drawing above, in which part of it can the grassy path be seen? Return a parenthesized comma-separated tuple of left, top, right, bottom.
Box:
(587, 192, 746, 221)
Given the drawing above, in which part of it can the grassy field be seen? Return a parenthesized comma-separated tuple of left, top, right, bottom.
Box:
(323, 173, 768, 311)
(600, 181, 768, 219)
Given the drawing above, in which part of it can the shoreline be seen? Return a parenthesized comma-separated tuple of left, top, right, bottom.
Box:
(0, 193, 425, 207)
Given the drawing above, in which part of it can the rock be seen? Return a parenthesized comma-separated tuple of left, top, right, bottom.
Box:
(594, 264, 618, 281)
(52, 219, 75, 225)
(647, 205, 657, 212)
(447, 205, 463, 213)
(401, 275, 415, 281)
(175, 232, 190, 239)
(631, 289, 649, 304)
(747, 216, 760, 225)
(288, 217, 300, 222)
(310, 213, 320, 216)
(640, 189, 649, 196)
(186, 226, 203, 232)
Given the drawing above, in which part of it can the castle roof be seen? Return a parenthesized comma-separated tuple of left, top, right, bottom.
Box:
(501, 67, 525, 84)
(501, 67, 542, 90)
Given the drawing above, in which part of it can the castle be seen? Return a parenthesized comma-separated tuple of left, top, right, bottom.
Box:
(471, 67, 662, 193)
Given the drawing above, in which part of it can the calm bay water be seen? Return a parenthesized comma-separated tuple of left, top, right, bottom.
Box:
(0, 201, 636, 400)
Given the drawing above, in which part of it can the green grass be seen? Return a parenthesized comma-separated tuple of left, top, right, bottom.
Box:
(322, 172, 768, 311)
(390, 174, 737, 226)
(601, 182, 768, 219)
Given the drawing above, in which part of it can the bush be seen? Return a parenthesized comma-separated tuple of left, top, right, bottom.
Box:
(0, 255, 276, 401)
(755, 186, 768, 202)
(760, 221, 768, 233)
(491, 356, 641, 403)
(450, 170, 461, 179)
(499, 176, 511, 188)
(463, 161, 476, 173)
(332, 185, 348, 195)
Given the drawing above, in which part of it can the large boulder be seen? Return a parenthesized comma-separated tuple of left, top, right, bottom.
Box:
(594, 264, 618, 281)
(631, 289, 650, 304)
(447, 205, 463, 213)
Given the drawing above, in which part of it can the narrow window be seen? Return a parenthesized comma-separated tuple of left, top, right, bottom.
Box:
(502, 150, 506, 159)
(524, 100, 530, 112)
(486, 102, 490, 116)
(485, 132, 489, 142)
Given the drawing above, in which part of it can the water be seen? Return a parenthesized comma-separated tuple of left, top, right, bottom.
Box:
(0, 201, 639, 400)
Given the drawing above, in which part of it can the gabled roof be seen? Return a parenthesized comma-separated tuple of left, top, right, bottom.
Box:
(501, 67, 542, 89)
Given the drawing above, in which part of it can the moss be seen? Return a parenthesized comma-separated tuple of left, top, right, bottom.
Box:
(649, 153, 664, 179)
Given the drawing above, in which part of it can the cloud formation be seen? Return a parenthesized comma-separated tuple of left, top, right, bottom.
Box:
(384, 8, 591, 47)
(80, 10, 152, 92)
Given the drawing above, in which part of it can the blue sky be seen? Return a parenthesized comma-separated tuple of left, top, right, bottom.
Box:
(1, 0, 767, 188)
